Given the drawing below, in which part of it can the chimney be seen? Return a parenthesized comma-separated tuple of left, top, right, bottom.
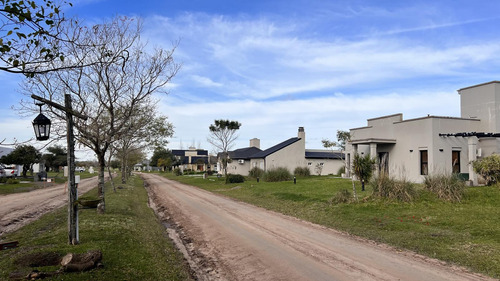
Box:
(250, 138, 260, 149)
(298, 127, 305, 139)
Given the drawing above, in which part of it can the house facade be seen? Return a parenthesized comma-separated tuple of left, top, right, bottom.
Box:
(346, 81, 500, 185)
(173, 147, 216, 172)
(224, 127, 345, 176)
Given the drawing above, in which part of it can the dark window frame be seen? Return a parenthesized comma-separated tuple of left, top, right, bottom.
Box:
(420, 150, 428, 175)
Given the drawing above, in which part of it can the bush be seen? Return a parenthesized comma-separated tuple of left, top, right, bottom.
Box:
(337, 166, 345, 176)
(328, 189, 352, 204)
(227, 174, 245, 183)
(472, 154, 500, 185)
(248, 167, 264, 179)
(294, 167, 311, 177)
(6, 178, 19, 184)
(370, 174, 417, 202)
(424, 174, 466, 202)
(173, 168, 182, 176)
(206, 170, 214, 176)
(263, 167, 292, 182)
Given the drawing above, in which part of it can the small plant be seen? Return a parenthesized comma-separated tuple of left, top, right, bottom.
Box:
(371, 173, 417, 202)
(263, 167, 292, 182)
(6, 178, 20, 184)
(336, 166, 345, 176)
(173, 168, 182, 176)
(294, 166, 311, 177)
(249, 167, 264, 179)
(227, 174, 245, 183)
(314, 163, 323, 176)
(424, 174, 466, 202)
(328, 189, 352, 204)
(353, 154, 376, 191)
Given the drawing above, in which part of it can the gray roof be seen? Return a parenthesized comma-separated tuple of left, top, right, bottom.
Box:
(229, 147, 262, 160)
(251, 137, 301, 158)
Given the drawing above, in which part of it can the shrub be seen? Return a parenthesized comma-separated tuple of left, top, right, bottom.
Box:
(248, 167, 264, 179)
(371, 174, 417, 202)
(424, 174, 466, 202)
(294, 167, 311, 177)
(6, 178, 19, 184)
(353, 154, 376, 190)
(206, 170, 214, 176)
(227, 174, 245, 183)
(337, 166, 345, 176)
(173, 168, 182, 176)
(472, 154, 500, 185)
(328, 189, 352, 204)
(263, 167, 292, 182)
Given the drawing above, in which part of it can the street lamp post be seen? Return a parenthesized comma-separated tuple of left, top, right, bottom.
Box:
(31, 93, 88, 245)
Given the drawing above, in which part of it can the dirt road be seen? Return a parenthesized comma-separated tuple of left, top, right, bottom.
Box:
(142, 173, 495, 281)
(0, 177, 100, 238)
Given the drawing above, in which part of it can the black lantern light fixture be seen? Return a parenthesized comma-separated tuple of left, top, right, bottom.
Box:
(32, 103, 51, 141)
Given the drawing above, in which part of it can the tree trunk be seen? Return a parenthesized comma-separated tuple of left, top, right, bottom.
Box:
(97, 153, 106, 214)
(106, 151, 115, 193)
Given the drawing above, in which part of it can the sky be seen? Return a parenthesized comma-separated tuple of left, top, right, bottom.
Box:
(2, 0, 500, 160)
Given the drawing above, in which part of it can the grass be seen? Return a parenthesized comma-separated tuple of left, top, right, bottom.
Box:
(0, 172, 98, 195)
(160, 172, 500, 279)
(0, 174, 192, 281)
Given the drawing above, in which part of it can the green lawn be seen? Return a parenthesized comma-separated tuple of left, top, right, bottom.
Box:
(0, 174, 193, 281)
(0, 172, 98, 194)
(160, 172, 500, 279)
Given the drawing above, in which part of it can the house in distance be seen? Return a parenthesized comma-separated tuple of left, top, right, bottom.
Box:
(221, 127, 345, 176)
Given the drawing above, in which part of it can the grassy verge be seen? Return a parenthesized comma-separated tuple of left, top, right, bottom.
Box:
(0, 172, 98, 195)
(160, 172, 500, 279)
(0, 174, 192, 280)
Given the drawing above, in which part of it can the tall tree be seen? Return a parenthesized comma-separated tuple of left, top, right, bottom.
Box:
(42, 145, 67, 171)
(20, 17, 180, 213)
(113, 108, 174, 184)
(207, 119, 241, 182)
(150, 146, 174, 167)
(0, 144, 41, 177)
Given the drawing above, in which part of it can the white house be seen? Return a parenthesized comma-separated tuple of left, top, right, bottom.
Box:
(224, 127, 345, 176)
(346, 81, 500, 185)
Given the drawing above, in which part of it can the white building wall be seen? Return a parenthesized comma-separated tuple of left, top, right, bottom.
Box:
(226, 160, 251, 176)
(264, 138, 306, 173)
(306, 158, 344, 175)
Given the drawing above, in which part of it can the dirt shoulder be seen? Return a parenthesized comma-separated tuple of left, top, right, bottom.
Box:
(0, 177, 100, 239)
(142, 173, 496, 281)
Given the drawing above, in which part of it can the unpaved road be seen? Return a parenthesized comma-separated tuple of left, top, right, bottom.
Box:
(142, 173, 496, 281)
(0, 177, 100, 238)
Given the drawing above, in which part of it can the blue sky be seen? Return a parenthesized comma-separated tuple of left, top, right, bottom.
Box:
(2, 0, 500, 159)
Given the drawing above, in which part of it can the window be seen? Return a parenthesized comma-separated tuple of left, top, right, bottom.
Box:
(452, 151, 460, 173)
(308, 162, 312, 166)
(320, 163, 324, 166)
(420, 150, 428, 175)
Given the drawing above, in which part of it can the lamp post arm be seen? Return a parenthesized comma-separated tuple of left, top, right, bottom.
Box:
(31, 94, 89, 121)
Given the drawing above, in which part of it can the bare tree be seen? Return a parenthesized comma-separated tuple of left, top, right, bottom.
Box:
(20, 17, 180, 213)
(207, 119, 241, 182)
(112, 107, 174, 184)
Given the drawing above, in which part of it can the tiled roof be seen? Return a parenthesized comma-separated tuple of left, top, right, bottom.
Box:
(229, 147, 262, 159)
(251, 137, 301, 158)
(305, 150, 344, 160)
